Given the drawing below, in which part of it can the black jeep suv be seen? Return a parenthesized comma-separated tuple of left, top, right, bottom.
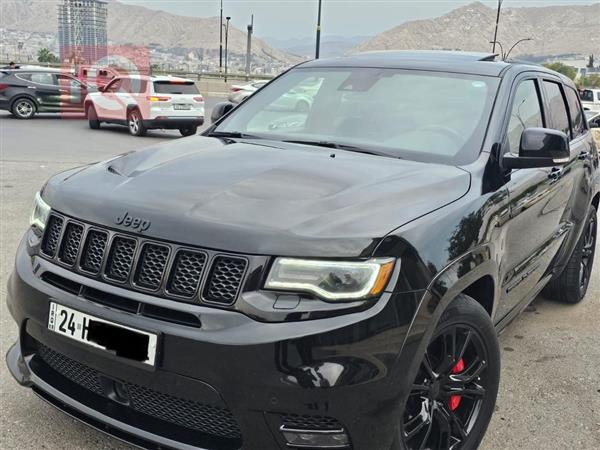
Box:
(6, 52, 599, 450)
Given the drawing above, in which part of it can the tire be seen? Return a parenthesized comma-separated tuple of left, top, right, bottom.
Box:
(179, 126, 198, 137)
(397, 295, 500, 450)
(86, 104, 100, 129)
(11, 98, 36, 119)
(127, 109, 146, 136)
(543, 205, 597, 304)
(295, 100, 310, 113)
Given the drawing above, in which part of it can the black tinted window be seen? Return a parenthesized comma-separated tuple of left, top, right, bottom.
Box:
(153, 81, 199, 94)
(543, 81, 570, 137)
(565, 87, 586, 138)
(581, 90, 593, 102)
(507, 80, 543, 154)
(18, 72, 56, 85)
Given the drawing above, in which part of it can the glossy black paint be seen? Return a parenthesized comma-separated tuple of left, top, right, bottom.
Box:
(6, 52, 600, 450)
(503, 127, 570, 169)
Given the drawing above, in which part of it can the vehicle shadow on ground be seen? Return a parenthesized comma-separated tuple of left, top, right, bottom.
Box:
(0, 113, 181, 139)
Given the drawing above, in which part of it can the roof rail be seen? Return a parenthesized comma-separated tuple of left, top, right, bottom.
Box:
(479, 54, 499, 62)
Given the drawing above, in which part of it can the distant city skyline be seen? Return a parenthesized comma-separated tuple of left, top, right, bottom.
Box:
(119, 0, 597, 39)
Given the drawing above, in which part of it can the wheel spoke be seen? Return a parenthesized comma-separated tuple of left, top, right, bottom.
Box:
(405, 416, 431, 440)
(456, 358, 486, 383)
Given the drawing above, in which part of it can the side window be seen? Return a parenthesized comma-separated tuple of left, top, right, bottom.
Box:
(29, 72, 55, 85)
(57, 75, 82, 90)
(104, 79, 121, 93)
(543, 81, 571, 137)
(581, 90, 593, 102)
(565, 87, 586, 138)
(507, 79, 544, 154)
(118, 78, 147, 94)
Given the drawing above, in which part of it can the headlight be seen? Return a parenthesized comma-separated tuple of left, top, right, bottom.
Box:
(265, 257, 396, 301)
(30, 191, 51, 232)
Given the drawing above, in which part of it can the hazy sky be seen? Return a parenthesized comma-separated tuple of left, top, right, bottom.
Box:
(119, 0, 596, 39)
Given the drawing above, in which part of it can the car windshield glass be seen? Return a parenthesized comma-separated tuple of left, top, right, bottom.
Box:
(154, 81, 199, 94)
(214, 67, 500, 165)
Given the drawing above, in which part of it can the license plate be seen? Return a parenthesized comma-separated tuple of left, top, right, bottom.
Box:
(173, 104, 191, 110)
(48, 302, 157, 366)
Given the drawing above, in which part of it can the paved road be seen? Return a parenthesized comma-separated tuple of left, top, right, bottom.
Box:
(0, 106, 599, 450)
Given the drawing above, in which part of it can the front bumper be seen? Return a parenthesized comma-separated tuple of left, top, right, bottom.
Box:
(6, 235, 428, 450)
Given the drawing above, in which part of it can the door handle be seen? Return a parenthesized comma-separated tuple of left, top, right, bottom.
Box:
(578, 151, 590, 161)
(27, 86, 36, 89)
(548, 167, 563, 180)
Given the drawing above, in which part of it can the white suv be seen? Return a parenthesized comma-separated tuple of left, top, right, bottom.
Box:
(84, 75, 205, 136)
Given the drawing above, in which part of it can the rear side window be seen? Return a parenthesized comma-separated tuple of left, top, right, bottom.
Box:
(543, 81, 570, 137)
(153, 81, 198, 95)
(17, 73, 56, 85)
(565, 87, 586, 138)
(118, 78, 147, 94)
(507, 79, 544, 154)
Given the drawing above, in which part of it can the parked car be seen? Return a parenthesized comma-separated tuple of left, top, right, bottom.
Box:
(585, 109, 600, 128)
(0, 69, 92, 119)
(84, 75, 204, 136)
(581, 88, 600, 112)
(76, 65, 119, 89)
(228, 80, 269, 103)
(6, 51, 599, 450)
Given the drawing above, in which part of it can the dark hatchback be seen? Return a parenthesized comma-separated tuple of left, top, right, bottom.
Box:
(6, 52, 599, 450)
(0, 69, 92, 119)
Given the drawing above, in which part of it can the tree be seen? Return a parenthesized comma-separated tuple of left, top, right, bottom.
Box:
(587, 54, 595, 69)
(37, 48, 59, 64)
(543, 62, 577, 80)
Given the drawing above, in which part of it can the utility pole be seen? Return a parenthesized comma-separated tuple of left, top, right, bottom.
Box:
(246, 15, 254, 80)
(492, 0, 503, 54)
(219, 0, 223, 73)
(225, 16, 231, 83)
(315, 0, 322, 59)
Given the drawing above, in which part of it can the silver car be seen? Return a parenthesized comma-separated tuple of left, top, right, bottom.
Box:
(228, 80, 269, 104)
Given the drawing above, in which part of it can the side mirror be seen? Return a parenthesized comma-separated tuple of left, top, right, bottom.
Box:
(211, 102, 236, 124)
(503, 128, 570, 170)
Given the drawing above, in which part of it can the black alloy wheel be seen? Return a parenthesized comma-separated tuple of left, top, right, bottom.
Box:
(401, 295, 500, 450)
(543, 205, 597, 304)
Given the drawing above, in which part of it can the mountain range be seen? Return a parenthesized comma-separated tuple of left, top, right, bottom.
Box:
(0, 0, 301, 64)
(354, 2, 599, 59)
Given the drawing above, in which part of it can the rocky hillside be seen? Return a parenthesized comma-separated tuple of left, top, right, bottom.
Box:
(0, 0, 301, 64)
(354, 2, 600, 58)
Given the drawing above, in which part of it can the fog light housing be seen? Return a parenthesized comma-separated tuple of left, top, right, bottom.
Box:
(280, 426, 350, 448)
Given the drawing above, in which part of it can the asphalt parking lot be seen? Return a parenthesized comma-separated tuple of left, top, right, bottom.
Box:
(0, 105, 599, 450)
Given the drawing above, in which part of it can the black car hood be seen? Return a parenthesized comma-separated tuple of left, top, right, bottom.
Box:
(44, 137, 471, 257)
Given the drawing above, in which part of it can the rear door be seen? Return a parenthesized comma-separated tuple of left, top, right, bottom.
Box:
(16, 72, 60, 111)
(151, 80, 204, 118)
(539, 80, 594, 272)
(499, 75, 571, 319)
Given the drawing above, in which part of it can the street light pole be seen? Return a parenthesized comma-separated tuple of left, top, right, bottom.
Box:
(315, 0, 322, 59)
(225, 16, 231, 83)
(492, 0, 503, 54)
(219, 0, 223, 73)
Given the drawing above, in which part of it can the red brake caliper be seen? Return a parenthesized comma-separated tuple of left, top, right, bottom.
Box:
(448, 358, 465, 411)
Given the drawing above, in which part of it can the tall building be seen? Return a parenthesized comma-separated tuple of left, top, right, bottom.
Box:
(58, 0, 108, 64)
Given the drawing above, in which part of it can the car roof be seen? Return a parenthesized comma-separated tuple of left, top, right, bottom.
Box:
(299, 50, 559, 78)
(115, 74, 194, 83)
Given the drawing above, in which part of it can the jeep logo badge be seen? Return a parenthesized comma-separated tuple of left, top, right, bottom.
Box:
(115, 212, 151, 232)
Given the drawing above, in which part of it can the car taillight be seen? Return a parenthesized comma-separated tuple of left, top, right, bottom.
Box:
(0, 83, 9, 91)
(193, 96, 204, 102)
(146, 96, 171, 102)
(231, 87, 241, 92)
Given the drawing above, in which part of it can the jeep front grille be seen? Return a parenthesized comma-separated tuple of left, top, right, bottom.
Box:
(39, 212, 248, 307)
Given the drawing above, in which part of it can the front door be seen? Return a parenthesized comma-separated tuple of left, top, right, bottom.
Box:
(498, 76, 571, 319)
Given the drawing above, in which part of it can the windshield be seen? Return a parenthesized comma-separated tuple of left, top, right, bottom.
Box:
(154, 81, 199, 94)
(214, 67, 500, 165)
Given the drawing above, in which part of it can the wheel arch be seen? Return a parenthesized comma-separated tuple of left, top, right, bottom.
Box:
(592, 192, 599, 212)
(10, 95, 39, 111)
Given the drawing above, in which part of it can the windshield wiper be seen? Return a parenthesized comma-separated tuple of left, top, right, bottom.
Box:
(207, 131, 262, 139)
(282, 139, 393, 158)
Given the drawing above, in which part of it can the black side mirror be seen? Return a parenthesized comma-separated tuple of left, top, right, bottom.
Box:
(211, 102, 236, 124)
(503, 128, 570, 170)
